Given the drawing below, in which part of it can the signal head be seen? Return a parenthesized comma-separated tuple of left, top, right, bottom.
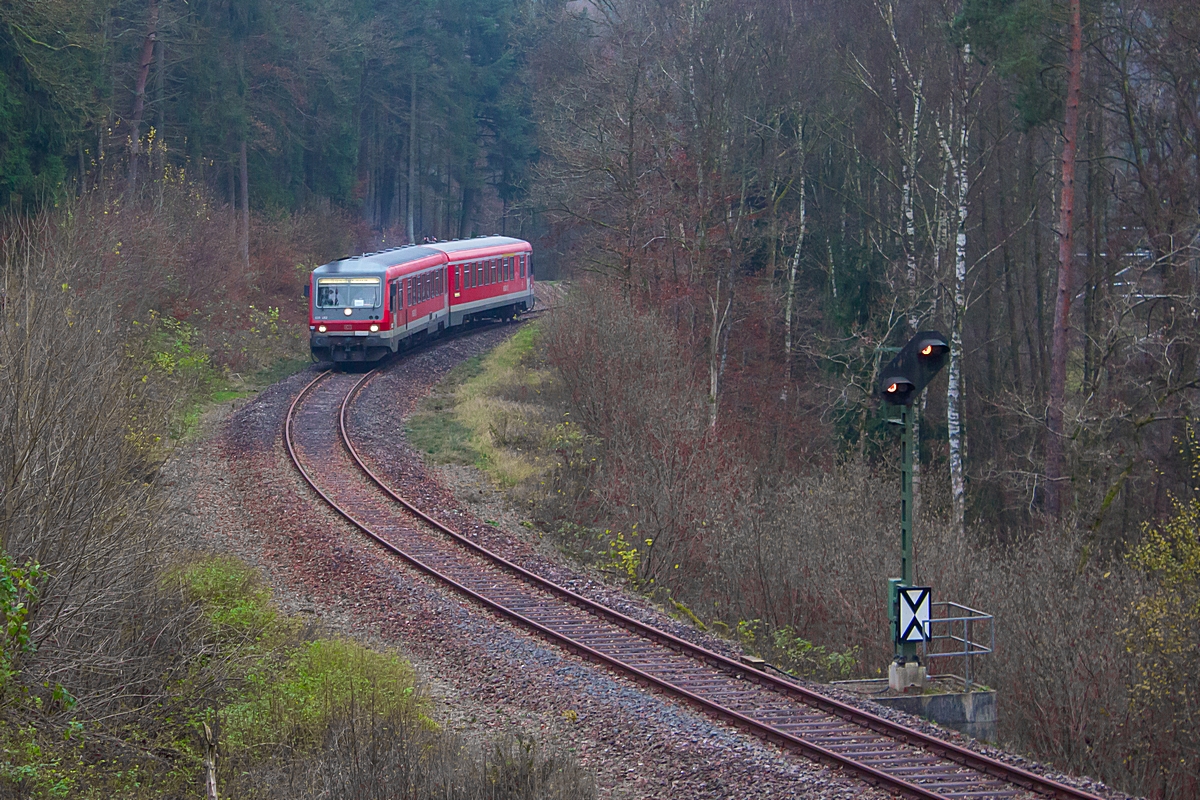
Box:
(880, 376, 916, 405)
(878, 330, 949, 405)
(917, 337, 948, 359)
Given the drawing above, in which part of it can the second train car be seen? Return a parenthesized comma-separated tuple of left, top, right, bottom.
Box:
(307, 235, 534, 364)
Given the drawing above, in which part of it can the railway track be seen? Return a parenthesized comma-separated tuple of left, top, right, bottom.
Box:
(284, 356, 1108, 800)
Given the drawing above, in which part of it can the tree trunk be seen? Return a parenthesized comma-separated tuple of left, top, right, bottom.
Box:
(781, 173, 806, 403)
(1045, 0, 1082, 519)
(900, 77, 923, 522)
(239, 139, 250, 271)
(391, 153, 401, 231)
(460, 183, 473, 239)
(154, 33, 165, 208)
(944, 136, 969, 538)
(77, 141, 87, 196)
(943, 45, 972, 538)
(708, 284, 731, 431)
(902, 79, 922, 327)
(126, 0, 160, 193)
(228, 164, 236, 239)
(407, 71, 417, 244)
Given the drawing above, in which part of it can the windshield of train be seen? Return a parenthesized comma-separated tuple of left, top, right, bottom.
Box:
(316, 277, 381, 308)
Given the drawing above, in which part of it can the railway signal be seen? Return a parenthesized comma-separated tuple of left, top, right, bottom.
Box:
(880, 331, 948, 690)
(878, 332, 949, 405)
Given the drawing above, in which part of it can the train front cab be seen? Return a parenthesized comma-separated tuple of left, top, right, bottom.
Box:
(308, 247, 447, 365)
(308, 273, 392, 364)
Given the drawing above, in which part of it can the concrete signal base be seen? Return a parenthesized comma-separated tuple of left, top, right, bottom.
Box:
(889, 660, 928, 692)
(835, 676, 998, 742)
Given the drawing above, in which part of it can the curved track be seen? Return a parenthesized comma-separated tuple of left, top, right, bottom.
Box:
(284, 357, 1107, 800)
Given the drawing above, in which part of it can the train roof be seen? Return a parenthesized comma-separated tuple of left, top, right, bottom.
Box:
(312, 245, 442, 277)
(424, 235, 530, 256)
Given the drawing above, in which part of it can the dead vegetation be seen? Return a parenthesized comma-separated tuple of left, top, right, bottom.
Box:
(423, 281, 1193, 797)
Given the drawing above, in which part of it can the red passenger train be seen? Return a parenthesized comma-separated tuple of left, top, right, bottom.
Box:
(307, 235, 534, 364)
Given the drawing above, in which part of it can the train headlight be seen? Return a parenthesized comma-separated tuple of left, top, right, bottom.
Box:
(369, 324, 379, 332)
(318, 325, 327, 333)
(344, 307, 353, 316)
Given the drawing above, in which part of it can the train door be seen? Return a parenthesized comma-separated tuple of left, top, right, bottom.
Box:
(400, 280, 410, 331)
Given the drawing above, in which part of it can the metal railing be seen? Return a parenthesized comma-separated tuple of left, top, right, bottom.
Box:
(920, 601, 994, 691)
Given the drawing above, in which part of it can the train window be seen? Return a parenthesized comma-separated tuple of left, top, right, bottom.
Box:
(475, 262, 483, 287)
(316, 277, 380, 308)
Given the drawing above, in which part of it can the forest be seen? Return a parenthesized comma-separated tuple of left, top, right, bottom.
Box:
(1, 0, 1198, 797)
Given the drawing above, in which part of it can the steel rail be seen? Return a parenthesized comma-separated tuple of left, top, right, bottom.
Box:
(338, 369, 1104, 800)
(287, 368, 941, 798)
(282, 361, 1106, 800)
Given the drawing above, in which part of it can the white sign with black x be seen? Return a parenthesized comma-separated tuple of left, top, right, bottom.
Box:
(897, 586, 932, 643)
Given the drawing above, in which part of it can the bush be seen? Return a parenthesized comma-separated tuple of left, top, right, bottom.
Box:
(1123, 429, 1200, 799)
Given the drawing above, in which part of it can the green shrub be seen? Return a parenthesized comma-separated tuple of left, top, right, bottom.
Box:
(177, 556, 278, 637)
(221, 638, 424, 754)
(0, 553, 42, 697)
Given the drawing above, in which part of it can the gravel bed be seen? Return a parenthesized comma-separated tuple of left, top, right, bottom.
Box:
(160, 325, 1130, 800)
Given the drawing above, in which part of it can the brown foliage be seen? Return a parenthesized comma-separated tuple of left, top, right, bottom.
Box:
(539, 282, 1190, 796)
(223, 708, 596, 800)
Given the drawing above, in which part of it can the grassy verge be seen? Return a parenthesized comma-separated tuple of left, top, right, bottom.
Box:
(406, 324, 554, 488)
